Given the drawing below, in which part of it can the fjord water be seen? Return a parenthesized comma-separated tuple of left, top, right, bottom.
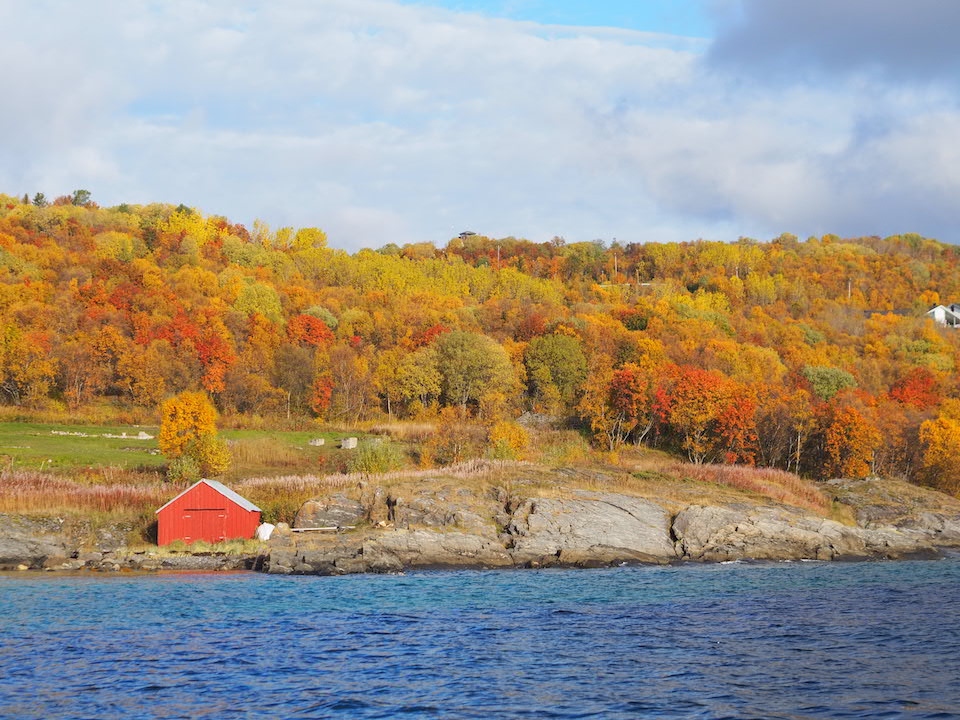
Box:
(2, 561, 959, 719)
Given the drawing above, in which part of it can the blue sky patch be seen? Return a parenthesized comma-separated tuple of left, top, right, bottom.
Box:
(398, 0, 713, 37)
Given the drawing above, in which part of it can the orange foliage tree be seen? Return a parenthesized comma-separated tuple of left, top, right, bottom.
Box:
(821, 405, 880, 479)
(918, 400, 960, 495)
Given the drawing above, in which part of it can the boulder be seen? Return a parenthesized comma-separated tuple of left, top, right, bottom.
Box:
(294, 495, 364, 528)
(308, 438, 325, 447)
(859, 526, 939, 559)
(340, 437, 358, 450)
(361, 541, 404, 573)
(360, 484, 388, 525)
(297, 540, 364, 574)
(382, 487, 499, 536)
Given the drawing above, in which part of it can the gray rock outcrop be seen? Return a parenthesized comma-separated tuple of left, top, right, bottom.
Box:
(672, 504, 868, 562)
(0, 515, 70, 569)
(508, 491, 677, 565)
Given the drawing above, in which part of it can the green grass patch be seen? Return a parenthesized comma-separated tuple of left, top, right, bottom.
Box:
(0, 422, 164, 471)
(122, 538, 266, 556)
(0, 421, 386, 478)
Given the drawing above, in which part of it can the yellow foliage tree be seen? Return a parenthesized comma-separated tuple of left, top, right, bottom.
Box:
(919, 399, 960, 495)
(159, 392, 231, 479)
(159, 391, 219, 459)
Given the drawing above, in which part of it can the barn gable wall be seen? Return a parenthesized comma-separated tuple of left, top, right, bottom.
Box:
(157, 482, 260, 545)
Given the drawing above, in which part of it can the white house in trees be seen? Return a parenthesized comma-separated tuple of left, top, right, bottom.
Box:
(927, 304, 960, 327)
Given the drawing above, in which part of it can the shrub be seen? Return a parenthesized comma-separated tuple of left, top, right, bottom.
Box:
(167, 455, 200, 483)
(159, 391, 231, 480)
(348, 441, 405, 475)
(488, 421, 530, 460)
(424, 408, 486, 465)
(186, 434, 231, 476)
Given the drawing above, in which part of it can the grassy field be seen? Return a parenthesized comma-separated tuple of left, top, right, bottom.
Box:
(0, 422, 165, 471)
(0, 421, 372, 476)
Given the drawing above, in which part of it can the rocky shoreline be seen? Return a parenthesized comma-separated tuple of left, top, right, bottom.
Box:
(4, 473, 960, 575)
(261, 478, 960, 575)
(3, 475, 960, 575)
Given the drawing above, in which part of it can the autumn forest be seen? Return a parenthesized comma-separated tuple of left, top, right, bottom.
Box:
(2, 190, 960, 497)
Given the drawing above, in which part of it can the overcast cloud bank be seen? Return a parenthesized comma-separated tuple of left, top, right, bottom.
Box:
(1, 0, 958, 248)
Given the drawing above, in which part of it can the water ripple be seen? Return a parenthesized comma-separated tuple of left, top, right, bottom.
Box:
(1, 561, 959, 718)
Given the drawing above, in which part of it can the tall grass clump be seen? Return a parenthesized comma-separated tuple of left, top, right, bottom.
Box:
(367, 422, 436, 442)
(0, 404, 155, 427)
(348, 441, 406, 475)
(534, 430, 592, 467)
(682, 464, 831, 514)
(229, 437, 303, 468)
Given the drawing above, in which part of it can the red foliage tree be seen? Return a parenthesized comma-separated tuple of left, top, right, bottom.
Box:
(608, 361, 658, 444)
(889, 367, 939, 409)
(310, 374, 334, 418)
(287, 314, 335, 348)
(716, 395, 759, 465)
(410, 323, 449, 348)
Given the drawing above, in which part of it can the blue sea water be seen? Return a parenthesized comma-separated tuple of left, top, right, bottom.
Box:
(1, 560, 960, 719)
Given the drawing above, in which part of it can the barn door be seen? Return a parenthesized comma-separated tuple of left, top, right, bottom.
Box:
(201, 509, 227, 543)
(184, 509, 227, 543)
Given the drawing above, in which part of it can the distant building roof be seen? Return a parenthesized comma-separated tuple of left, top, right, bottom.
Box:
(459, 231, 477, 239)
(155, 479, 261, 514)
(862, 309, 914, 317)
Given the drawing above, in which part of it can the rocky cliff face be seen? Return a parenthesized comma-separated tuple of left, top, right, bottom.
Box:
(5, 474, 960, 574)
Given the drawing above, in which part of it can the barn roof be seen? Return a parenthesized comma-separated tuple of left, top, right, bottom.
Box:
(155, 479, 261, 514)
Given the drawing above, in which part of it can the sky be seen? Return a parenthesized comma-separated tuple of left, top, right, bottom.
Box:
(2, 0, 959, 250)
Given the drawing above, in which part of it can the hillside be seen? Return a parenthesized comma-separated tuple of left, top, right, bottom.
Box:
(1, 191, 960, 497)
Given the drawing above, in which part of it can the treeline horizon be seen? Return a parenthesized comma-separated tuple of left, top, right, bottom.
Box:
(2, 190, 960, 495)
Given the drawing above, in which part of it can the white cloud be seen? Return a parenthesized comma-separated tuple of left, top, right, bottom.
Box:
(1, 0, 959, 248)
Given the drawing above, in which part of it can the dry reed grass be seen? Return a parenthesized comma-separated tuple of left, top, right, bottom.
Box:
(367, 421, 437, 442)
(679, 463, 831, 514)
(228, 437, 305, 468)
(235, 458, 513, 494)
(0, 405, 156, 427)
(218, 414, 317, 431)
(0, 469, 182, 515)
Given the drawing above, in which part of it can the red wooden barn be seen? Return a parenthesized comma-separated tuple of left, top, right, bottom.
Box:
(156, 479, 261, 545)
